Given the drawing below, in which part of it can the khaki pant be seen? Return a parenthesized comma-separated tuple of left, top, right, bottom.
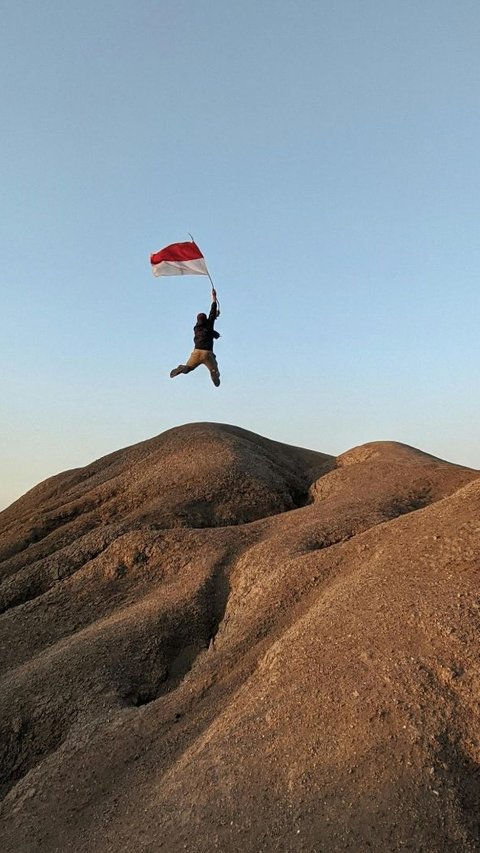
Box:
(185, 349, 219, 375)
(171, 349, 220, 384)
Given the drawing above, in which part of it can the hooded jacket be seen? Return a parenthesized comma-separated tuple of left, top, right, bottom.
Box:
(193, 301, 219, 351)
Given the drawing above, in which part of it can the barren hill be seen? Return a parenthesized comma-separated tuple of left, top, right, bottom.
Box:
(1, 423, 479, 852)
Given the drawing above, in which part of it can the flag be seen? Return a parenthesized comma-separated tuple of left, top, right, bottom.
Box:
(150, 240, 209, 277)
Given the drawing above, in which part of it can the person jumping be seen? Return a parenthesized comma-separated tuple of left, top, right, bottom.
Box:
(170, 288, 221, 387)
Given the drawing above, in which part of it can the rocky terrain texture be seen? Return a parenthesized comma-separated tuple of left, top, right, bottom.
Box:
(1, 422, 479, 852)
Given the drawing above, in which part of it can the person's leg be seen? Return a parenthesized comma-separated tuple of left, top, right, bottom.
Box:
(170, 350, 202, 378)
(204, 352, 221, 387)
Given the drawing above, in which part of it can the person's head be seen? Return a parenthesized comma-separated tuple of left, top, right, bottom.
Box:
(196, 312, 207, 324)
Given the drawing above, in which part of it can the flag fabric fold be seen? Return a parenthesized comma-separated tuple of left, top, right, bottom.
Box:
(150, 240, 209, 277)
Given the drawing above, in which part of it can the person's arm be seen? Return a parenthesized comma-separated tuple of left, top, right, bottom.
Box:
(208, 288, 218, 324)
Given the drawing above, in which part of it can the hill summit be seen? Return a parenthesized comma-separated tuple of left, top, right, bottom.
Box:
(1, 423, 479, 852)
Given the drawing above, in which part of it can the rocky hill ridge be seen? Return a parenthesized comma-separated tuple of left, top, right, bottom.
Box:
(1, 423, 479, 852)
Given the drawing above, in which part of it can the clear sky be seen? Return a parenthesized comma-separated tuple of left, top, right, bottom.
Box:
(2, 0, 480, 509)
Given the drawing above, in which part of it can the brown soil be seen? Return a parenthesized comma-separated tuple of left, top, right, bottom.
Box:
(1, 422, 479, 852)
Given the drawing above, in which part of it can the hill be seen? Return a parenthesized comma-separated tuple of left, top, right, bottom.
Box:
(1, 423, 479, 852)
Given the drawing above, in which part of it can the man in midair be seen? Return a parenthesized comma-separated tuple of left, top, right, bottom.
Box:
(170, 288, 221, 387)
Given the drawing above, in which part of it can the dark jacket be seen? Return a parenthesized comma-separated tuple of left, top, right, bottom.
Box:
(193, 301, 219, 351)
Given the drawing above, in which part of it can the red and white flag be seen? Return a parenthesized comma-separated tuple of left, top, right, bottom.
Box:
(150, 240, 209, 277)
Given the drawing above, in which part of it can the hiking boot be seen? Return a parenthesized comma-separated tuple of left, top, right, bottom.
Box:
(170, 365, 184, 378)
(211, 371, 221, 387)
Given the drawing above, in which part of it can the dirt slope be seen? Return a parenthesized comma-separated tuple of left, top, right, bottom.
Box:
(1, 423, 479, 852)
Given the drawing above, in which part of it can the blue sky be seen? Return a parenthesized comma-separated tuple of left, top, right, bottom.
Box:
(2, 0, 480, 508)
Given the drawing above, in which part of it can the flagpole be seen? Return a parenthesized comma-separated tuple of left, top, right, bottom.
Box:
(189, 232, 218, 303)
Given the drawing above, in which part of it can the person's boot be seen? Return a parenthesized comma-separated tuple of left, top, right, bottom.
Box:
(170, 365, 185, 378)
(210, 370, 221, 387)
